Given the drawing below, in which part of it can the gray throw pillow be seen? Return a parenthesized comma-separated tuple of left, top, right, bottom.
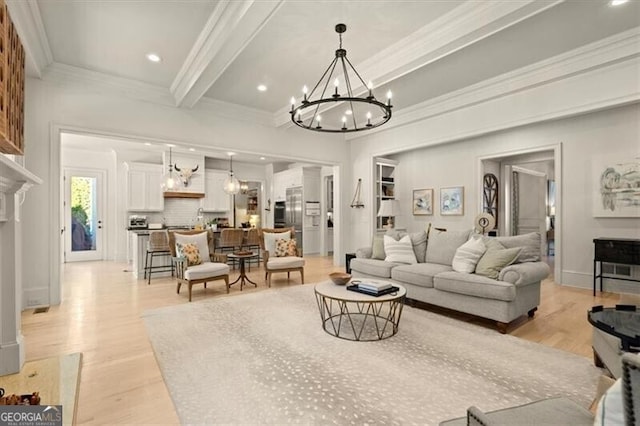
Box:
(475, 247, 521, 279)
(425, 229, 471, 265)
(372, 235, 386, 260)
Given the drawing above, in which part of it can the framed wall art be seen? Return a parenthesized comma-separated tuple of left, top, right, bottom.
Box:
(592, 158, 640, 217)
(412, 189, 433, 215)
(440, 186, 464, 215)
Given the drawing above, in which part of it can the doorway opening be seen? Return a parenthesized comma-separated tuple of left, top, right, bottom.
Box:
(479, 145, 560, 281)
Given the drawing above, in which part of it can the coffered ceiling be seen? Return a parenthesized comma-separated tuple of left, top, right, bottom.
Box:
(7, 0, 640, 131)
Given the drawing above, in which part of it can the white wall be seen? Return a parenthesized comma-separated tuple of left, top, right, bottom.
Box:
(21, 77, 349, 307)
(350, 103, 640, 289)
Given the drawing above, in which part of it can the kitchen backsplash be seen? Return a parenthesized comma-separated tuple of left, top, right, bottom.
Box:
(144, 198, 228, 227)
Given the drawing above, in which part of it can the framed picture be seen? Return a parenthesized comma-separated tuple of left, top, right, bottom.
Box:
(412, 189, 433, 215)
(592, 157, 640, 217)
(440, 186, 464, 215)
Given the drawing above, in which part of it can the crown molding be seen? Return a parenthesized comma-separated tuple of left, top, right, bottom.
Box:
(274, 0, 561, 127)
(197, 96, 275, 127)
(171, 0, 284, 108)
(6, 0, 53, 78)
(346, 27, 640, 141)
(42, 62, 176, 106)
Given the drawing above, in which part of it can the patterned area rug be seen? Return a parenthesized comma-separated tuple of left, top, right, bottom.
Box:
(143, 285, 600, 425)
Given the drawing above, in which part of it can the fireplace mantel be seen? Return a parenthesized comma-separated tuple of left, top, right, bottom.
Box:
(0, 154, 41, 375)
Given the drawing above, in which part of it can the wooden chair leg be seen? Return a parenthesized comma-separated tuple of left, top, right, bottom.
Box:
(300, 269, 304, 284)
(268, 272, 272, 288)
(224, 276, 229, 293)
(176, 282, 181, 294)
(287, 271, 290, 280)
(188, 283, 193, 302)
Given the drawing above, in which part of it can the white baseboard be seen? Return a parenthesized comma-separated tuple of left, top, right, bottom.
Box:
(23, 287, 50, 309)
(0, 333, 24, 376)
(561, 270, 640, 295)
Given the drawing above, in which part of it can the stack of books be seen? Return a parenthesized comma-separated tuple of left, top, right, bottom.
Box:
(347, 280, 397, 296)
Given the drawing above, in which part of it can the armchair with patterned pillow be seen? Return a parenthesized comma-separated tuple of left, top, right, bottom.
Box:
(168, 230, 230, 302)
(258, 227, 305, 287)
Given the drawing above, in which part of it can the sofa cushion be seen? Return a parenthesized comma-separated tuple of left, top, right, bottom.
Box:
(476, 247, 521, 279)
(425, 229, 471, 265)
(486, 232, 541, 263)
(434, 271, 516, 301)
(267, 256, 305, 269)
(391, 263, 453, 288)
(350, 258, 398, 278)
(452, 237, 487, 273)
(384, 235, 417, 264)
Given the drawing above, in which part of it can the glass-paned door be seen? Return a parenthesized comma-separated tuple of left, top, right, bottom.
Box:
(64, 169, 104, 262)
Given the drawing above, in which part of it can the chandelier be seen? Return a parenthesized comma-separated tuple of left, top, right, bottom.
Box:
(289, 24, 392, 133)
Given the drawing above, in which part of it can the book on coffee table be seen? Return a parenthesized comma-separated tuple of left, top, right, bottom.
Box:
(355, 280, 393, 292)
(346, 284, 399, 297)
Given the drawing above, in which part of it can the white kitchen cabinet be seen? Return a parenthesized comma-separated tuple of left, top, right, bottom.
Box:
(273, 172, 286, 202)
(202, 170, 231, 212)
(125, 162, 164, 212)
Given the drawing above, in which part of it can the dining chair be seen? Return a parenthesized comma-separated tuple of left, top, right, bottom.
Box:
(215, 228, 245, 269)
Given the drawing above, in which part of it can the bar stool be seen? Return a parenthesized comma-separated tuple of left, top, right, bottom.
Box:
(144, 230, 174, 285)
(215, 229, 244, 269)
(242, 228, 261, 271)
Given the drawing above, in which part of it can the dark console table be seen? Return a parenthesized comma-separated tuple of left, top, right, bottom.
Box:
(593, 238, 640, 296)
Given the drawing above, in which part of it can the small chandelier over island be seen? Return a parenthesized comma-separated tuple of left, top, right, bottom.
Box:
(289, 24, 393, 133)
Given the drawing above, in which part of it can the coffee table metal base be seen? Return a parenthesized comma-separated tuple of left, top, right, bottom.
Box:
(314, 292, 405, 341)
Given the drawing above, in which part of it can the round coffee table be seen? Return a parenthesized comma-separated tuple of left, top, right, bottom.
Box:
(314, 280, 406, 341)
(228, 252, 259, 290)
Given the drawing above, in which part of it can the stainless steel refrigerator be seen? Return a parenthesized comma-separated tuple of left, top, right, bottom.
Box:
(285, 187, 303, 254)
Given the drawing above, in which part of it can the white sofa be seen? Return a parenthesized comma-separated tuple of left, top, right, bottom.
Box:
(351, 229, 550, 333)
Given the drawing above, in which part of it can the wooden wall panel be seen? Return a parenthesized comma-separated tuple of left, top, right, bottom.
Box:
(0, 0, 25, 155)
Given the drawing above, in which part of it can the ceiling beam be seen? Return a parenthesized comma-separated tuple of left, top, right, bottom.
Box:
(171, 0, 284, 108)
(274, 0, 564, 128)
(6, 0, 53, 78)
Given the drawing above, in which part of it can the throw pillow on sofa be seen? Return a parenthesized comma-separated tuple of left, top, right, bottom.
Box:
(452, 237, 487, 273)
(483, 232, 541, 263)
(475, 243, 521, 279)
(372, 235, 386, 260)
(384, 235, 417, 264)
(386, 229, 428, 263)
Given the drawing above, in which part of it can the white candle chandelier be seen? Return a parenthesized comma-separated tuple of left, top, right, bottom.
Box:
(289, 24, 393, 133)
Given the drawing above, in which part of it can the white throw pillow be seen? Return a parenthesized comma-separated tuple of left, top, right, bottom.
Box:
(174, 232, 210, 263)
(452, 237, 487, 273)
(384, 235, 417, 264)
(263, 231, 290, 254)
(594, 378, 624, 426)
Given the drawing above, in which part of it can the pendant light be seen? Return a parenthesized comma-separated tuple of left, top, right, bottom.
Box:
(162, 147, 178, 191)
(223, 153, 241, 195)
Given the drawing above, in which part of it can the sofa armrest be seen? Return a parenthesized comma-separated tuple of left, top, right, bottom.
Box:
(499, 261, 550, 286)
(467, 406, 492, 426)
(356, 247, 372, 259)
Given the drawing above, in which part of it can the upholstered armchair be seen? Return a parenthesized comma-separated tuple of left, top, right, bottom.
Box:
(258, 227, 304, 287)
(168, 230, 230, 302)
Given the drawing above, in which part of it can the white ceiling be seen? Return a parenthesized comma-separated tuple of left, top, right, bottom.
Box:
(9, 0, 640, 160)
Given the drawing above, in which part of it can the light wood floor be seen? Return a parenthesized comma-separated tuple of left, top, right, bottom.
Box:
(19, 256, 626, 424)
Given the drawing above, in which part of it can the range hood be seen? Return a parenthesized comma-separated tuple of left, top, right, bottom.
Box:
(163, 150, 205, 198)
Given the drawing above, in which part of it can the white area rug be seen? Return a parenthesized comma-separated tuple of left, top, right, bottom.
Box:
(143, 284, 600, 425)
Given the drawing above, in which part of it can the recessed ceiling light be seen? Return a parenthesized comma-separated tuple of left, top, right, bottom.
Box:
(345, 110, 353, 115)
(227, 152, 235, 156)
(189, 148, 196, 152)
(610, 0, 628, 5)
(166, 143, 175, 147)
(146, 52, 162, 63)
(260, 157, 266, 160)
(257, 84, 267, 92)
(144, 142, 152, 146)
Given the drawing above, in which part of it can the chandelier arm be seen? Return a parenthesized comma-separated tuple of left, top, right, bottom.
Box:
(309, 58, 339, 129)
(344, 56, 370, 90)
(308, 57, 338, 100)
(339, 57, 358, 130)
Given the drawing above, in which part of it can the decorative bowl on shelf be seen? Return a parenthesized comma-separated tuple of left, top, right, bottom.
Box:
(329, 272, 351, 286)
